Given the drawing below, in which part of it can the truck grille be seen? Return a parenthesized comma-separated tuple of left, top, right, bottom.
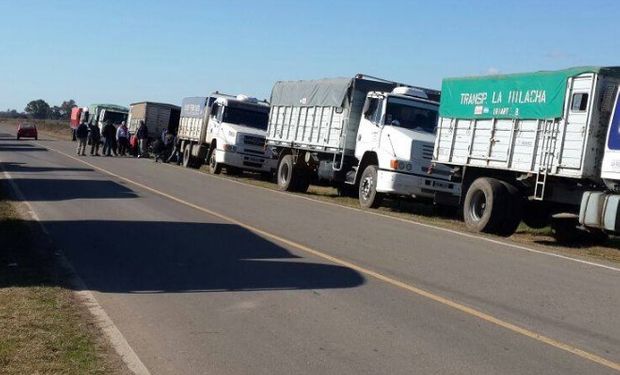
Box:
(422, 144, 434, 160)
(244, 135, 265, 147)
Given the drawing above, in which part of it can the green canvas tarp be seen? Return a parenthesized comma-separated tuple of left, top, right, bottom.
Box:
(439, 66, 620, 120)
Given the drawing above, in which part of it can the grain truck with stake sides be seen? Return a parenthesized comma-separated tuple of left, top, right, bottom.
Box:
(176, 93, 276, 175)
(267, 74, 460, 208)
(433, 66, 620, 240)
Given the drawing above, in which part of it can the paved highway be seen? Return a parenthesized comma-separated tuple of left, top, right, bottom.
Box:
(1, 126, 619, 374)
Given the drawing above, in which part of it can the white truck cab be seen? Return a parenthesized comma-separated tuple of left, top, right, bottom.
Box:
(355, 87, 459, 205)
(204, 95, 276, 175)
(267, 75, 460, 209)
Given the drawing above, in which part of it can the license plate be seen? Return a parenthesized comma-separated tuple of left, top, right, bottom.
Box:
(245, 156, 263, 163)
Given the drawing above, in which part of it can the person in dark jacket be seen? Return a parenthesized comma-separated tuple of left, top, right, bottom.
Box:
(75, 121, 89, 156)
(166, 135, 182, 165)
(101, 121, 116, 156)
(87, 123, 101, 156)
(136, 120, 148, 158)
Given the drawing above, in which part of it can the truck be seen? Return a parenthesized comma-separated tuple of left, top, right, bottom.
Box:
(433, 66, 620, 240)
(126, 102, 181, 138)
(176, 93, 277, 175)
(85, 104, 129, 131)
(69, 106, 83, 141)
(266, 74, 460, 208)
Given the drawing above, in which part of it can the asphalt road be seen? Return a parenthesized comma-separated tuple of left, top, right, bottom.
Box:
(1, 127, 619, 375)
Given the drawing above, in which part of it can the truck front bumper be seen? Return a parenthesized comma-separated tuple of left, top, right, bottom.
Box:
(376, 169, 461, 198)
(216, 150, 277, 173)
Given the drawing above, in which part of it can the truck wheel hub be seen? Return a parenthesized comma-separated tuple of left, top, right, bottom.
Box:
(470, 190, 486, 221)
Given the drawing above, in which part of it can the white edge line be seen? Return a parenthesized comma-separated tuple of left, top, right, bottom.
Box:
(0, 166, 151, 375)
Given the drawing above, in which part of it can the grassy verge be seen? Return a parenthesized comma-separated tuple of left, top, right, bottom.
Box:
(15, 119, 620, 264)
(0, 189, 127, 374)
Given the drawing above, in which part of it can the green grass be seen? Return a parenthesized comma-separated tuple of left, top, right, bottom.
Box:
(0, 191, 126, 374)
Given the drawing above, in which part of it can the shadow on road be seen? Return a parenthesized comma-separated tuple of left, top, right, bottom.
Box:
(0, 178, 137, 201)
(3, 219, 365, 294)
(0, 162, 93, 174)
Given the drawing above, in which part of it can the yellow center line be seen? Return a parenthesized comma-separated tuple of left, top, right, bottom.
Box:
(38, 142, 620, 372)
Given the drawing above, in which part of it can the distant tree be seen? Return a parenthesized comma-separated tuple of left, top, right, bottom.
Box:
(24, 99, 51, 119)
(49, 106, 63, 120)
(60, 99, 76, 119)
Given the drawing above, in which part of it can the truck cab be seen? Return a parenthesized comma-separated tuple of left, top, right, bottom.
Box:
(204, 95, 276, 175)
(86, 104, 129, 132)
(354, 87, 459, 207)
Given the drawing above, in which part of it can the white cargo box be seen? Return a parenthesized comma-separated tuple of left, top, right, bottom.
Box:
(434, 67, 620, 181)
(267, 75, 398, 154)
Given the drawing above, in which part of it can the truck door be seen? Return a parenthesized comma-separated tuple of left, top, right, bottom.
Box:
(355, 96, 383, 160)
(559, 74, 595, 170)
(206, 103, 220, 143)
(602, 88, 620, 181)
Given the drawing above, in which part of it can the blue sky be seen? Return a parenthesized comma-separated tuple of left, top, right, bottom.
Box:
(1, 0, 618, 111)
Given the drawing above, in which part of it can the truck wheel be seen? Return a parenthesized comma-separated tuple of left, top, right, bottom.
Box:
(551, 215, 579, 244)
(294, 170, 310, 193)
(277, 154, 297, 191)
(522, 201, 550, 229)
(182, 144, 193, 168)
(359, 165, 383, 209)
(207, 149, 222, 174)
(496, 181, 523, 236)
(463, 177, 508, 234)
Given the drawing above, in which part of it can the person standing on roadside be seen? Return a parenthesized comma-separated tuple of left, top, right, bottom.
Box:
(136, 120, 148, 158)
(116, 121, 129, 156)
(75, 120, 89, 156)
(87, 122, 101, 156)
(166, 134, 181, 165)
(102, 121, 116, 156)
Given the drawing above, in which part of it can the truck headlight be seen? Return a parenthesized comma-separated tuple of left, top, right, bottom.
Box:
(223, 144, 237, 152)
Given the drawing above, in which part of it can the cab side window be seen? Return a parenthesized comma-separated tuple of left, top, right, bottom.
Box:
(571, 93, 589, 112)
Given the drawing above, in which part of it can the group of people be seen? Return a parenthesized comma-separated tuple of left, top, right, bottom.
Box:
(74, 120, 150, 157)
(74, 120, 181, 164)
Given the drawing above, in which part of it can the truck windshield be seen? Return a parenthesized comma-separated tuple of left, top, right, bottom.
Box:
(104, 111, 128, 125)
(608, 93, 620, 150)
(385, 97, 438, 133)
(222, 107, 268, 130)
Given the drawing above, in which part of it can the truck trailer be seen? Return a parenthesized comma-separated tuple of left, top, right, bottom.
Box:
(177, 94, 276, 175)
(433, 66, 620, 240)
(86, 104, 129, 131)
(266, 74, 459, 208)
(127, 101, 181, 138)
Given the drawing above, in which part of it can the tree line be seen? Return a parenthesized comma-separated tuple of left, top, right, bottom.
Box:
(0, 99, 77, 120)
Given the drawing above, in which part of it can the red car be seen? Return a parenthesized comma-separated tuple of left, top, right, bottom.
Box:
(17, 123, 38, 140)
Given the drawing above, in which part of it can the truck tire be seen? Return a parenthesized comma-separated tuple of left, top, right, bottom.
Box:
(463, 177, 509, 234)
(496, 181, 523, 237)
(522, 201, 550, 229)
(359, 165, 383, 209)
(294, 170, 310, 193)
(182, 144, 193, 168)
(551, 215, 579, 244)
(207, 148, 222, 174)
(277, 154, 297, 191)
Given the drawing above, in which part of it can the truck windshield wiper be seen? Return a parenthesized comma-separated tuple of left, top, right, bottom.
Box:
(386, 133, 397, 157)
